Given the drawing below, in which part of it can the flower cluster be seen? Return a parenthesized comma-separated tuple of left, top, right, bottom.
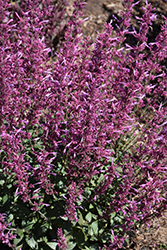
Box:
(57, 228, 68, 250)
(0, 214, 16, 248)
(0, 0, 167, 249)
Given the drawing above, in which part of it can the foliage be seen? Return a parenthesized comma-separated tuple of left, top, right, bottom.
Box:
(0, 0, 167, 249)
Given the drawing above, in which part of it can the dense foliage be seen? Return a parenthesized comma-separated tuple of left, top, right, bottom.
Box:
(0, 0, 167, 249)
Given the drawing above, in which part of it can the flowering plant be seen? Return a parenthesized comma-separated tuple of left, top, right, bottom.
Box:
(0, 0, 167, 249)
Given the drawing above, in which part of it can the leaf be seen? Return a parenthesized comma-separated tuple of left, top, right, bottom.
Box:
(92, 214, 98, 220)
(90, 179, 96, 186)
(89, 204, 94, 209)
(26, 236, 38, 249)
(37, 236, 48, 243)
(85, 212, 92, 223)
(36, 222, 49, 237)
(60, 216, 68, 221)
(0, 180, 5, 185)
(96, 206, 103, 216)
(13, 231, 24, 247)
(7, 184, 12, 189)
(116, 166, 123, 173)
(110, 218, 114, 225)
(64, 229, 73, 242)
(91, 221, 98, 235)
(67, 242, 77, 250)
(97, 174, 105, 184)
(99, 228, 105, 235)
(2, 194, 8, 204)
(17, 228, 24, 237)
(78, 210, 84, 226)
(15, 245, 23, 250)
(124, 237, 130, 246)
(46, 242, 58, 250)
(88, 225, 93, 236)
(110, 212, 116, 219)
(23, 220, 35, 232)
(8, 213, 14, 222)
(101, 233, 113, 243)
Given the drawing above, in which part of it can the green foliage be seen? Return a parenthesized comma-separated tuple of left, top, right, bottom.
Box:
(0, 114, 146, 250)
(0, 122, 136, 250)
(0, 149, 130, 250)
(160, 244, 167, 249)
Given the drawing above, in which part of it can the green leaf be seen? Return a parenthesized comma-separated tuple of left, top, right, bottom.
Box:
(7, 184, 12, 189)
(17, 228, 24, 236)
(13, 231, 24, 247)
(46, 242, 58, 250)
(63, 229, 73, 242)
(97, 174, 105, 184)
(116, 166, 123, 173)
(110, 212, 116, 219)
(90, 179, 96, 186)
(36, 222, 49, 237)
(91, 221, 98, 236)
(60, 216, 68, 221)
(85, 212, 92, 223)
(92, 214, 97, 220)
(8, 213, 14, 222)
(78, 210, 84, 226)
(96, 206, 103, 216)
(124, 237, 130, 246)
(84, 247, 90, 250)
(160, 244, 167, 249)
(2, 194, 8, 204)
(99, 228, 105, 235)
(26, 236, 38, 249)
(23, 220, 35, 232)
(89, 204, 94, 209)
(88, 225, 93, 236)
(67, 242, 77, 250)
(110, 218, 114, 225)
(0, 180, 5, 185)
(15, 245, 23, 250)
(101, 233, 113, 243)
(37, 236, 48, 243)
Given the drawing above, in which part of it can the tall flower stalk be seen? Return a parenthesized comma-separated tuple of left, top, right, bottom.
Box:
(0, 0, 167, 249)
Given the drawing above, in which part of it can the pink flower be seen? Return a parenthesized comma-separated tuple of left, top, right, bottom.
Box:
(57, 228, 68, 250)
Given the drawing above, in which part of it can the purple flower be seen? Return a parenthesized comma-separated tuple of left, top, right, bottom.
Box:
(0, 0, 167, 249)
(57, 228, 68, 250)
